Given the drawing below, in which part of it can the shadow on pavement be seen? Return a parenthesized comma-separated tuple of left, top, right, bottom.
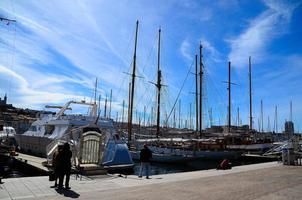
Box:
(55, 188, 80, 198)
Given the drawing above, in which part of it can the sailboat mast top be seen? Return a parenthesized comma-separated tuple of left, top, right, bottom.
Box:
(128, 20, 139, 143)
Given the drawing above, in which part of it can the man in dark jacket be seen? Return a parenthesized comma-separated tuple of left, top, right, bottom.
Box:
(138, 144, 152, 179)
(58, 142, 72, 189)
(51, 144, 63, 188)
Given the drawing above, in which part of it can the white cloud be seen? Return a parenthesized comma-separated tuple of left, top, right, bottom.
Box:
(180, 38, 193, 61)
(227, 0, 300, 67)
(0, 64, 86, 108)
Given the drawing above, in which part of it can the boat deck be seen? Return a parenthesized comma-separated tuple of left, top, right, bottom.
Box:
(1, 162, 302, 199)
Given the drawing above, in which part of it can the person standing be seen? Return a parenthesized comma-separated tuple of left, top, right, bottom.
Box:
(58, 142, 72, 189)
(138, 144, 152, 179)
(51, 144, 63, 188)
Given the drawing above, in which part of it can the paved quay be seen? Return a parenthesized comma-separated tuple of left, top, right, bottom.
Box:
(1, 162, 301, 200)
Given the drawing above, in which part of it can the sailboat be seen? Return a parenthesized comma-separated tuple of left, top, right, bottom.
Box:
(126, 23, 240, 163)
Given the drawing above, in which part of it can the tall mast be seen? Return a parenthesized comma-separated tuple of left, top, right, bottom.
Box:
(261, 100, 263, 132)
(104, 95, 108, 118)
(209, 107, 213, 127)
(151, 106, 154, 126)
(275, 106, 278, 133)
(249, 56, 253, 131)
(109, 89, 112, 118)
(94, 78, 98, 104)
(116, 112, 119, 123)
(122, 100, 125, 128)
(189, 103, 192, 130)
(290, 101, 292, 122)
(143, 106, 146, 127)
(199, 44, 203, 137)
(178, 99, 181, 128)
(173, 108, 176, 128)
(128, 20, 139, 143)
(267, 116, 271, 132)
(237, 107, 240, 127)
(156, 28, 162, 138)
(195, 54, 199, 133)
(228, 61, 231, 133)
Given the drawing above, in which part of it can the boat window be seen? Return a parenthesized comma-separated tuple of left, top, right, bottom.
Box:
(29, 126, 37, 132)
(45, 125, 55, 135)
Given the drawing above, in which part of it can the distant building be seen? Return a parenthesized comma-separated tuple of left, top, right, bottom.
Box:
(0, 94, 13, 108)
(285, 121, 294, 138)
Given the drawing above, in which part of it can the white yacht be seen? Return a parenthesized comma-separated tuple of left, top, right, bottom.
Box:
(15, 100, 134, 171)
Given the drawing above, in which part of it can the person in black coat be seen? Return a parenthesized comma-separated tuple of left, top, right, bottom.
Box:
(58, 142, 72, 189)
(138, 144, 152, 179)
(51, 144, 63, 188)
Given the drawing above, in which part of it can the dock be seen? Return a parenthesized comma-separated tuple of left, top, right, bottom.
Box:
(1, 162, 301, 200)
(14, 152, 49, 173)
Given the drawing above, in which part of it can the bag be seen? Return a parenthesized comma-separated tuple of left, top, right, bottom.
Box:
(49, 171, 56, 181)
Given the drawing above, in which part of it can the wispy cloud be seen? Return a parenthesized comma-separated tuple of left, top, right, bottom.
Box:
(180, 38, 193, 61)
(227, 0, 300, 67)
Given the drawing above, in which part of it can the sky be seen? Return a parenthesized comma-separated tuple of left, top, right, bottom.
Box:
(0, 0, 302, 132)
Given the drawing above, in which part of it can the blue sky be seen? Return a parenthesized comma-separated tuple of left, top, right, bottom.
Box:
(0, 0, 301, 132)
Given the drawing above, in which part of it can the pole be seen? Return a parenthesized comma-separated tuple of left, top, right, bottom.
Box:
(143, 106, 146, 127)
(199, 44, 203, 136)
(249, 56, 253, 131)
(122, 99, 125, 128)
(195, 54, 199, 133)
(128, 20, 139, 143)
(228, 61, 231, 133)
(109, 89, 112, 118)
(156, 28, 162, 138)
(94, 78, 98, 104)
(104, 95, 107, 118)
(178, 99, 181, 129)
(290, 101, 292, 122)
(189, 103, 192, 130)
(276, 106, 278, 133)
(237, 107, 240, 127)
(261, 100, 264, 132)
(151, 106, 154, 126)
(173, 108, 176, 128)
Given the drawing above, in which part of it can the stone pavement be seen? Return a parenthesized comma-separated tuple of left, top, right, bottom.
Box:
(1, 162, 301, 200)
